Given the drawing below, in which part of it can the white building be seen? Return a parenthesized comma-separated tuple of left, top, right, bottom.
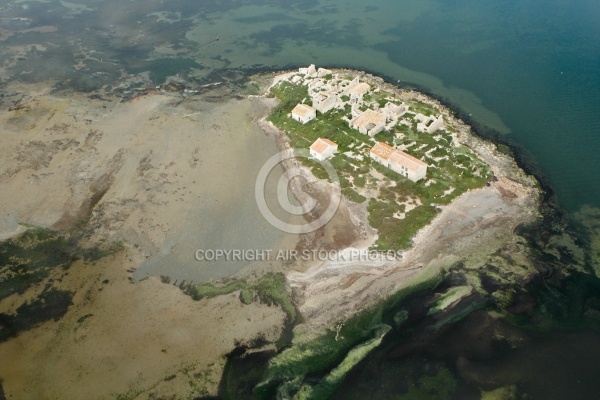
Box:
(350, 109, 387, 136)
(291, 103, 316, 124)
(347, 82, 371, 104)
(370, 142, 427, 182)
(312, 92, 339, 114)
(299, 64, 317, 77)
(310, 138, 338, 161)
(382, 103, 408, 119)
(416, 114, 444, 134)
(317, 68, 333, 78)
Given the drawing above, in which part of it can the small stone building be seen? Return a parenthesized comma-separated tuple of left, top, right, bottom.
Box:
(291, 104, 316, 124)
(350, 109, 387, 136)
(370, 142, 428, 182)
(310, 138, 338, 161)
(347, 82, 371, 104)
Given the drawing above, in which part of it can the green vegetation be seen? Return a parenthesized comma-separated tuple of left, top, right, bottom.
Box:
(188, 273, 298, 324)
(254, 311, 385, 398)
(194, 280, 247, 299)
(342, 187, 366, 204)
(294, 325, 391, 399)
(427, 285, 473, 314)
(239, 287, 253, 305)
(253, 273, 297, 323)
(267, 77, 492, 250)
(0, 227, 74, 301)
(368, 202, 439, 249)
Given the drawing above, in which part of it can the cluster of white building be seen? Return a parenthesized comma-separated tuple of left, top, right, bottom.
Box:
(289, 65, 436, 182)
(290, 64, 444, 137)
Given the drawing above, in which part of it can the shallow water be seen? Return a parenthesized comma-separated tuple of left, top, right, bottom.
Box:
(131, 97, 297, 283)
(332, 311, 600, 400)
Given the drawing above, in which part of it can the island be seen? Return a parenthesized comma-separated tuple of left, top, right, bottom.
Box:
(0, 65, 596, 400)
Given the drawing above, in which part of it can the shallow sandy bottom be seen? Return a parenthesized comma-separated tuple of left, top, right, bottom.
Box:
(0, 251, 285, 399)
(0, 84, 296, 282)
(0, 84, 297, 398)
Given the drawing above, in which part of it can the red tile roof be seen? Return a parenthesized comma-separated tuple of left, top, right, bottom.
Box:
(388, 150, 427, 171)
(310, 138, 338, 154)
(370, 142, 427, 171)
(370, 141, 394, 159)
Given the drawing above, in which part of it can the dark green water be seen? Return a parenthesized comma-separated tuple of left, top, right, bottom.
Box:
(2, 0, 598, 211)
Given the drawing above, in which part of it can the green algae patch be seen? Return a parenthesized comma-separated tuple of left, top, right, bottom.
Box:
(0, 226, 120, 341)
(252, 273, 443, 399)
(193, 281, 247, 299)
(428, 285, 473, 314)
(253, 307, 385, 398)
(0, 227, 76, 301)
(481, 385, 518, 400)
(188, 273, 298, 324)
(293, 324, 392, 399)
(253, 273, 297, 323)
(397, 367, 458, 400)
(573, 205, 600, 278)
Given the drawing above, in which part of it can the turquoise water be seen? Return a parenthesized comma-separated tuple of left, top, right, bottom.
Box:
(2, 0, 598, 211)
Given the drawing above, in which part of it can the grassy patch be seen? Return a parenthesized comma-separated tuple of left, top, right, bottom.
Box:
(342, 187, 366, 204)
(368, 203, 440, 250)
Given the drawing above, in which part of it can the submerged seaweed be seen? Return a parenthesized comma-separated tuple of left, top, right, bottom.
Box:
(0, 226, 120, 342)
